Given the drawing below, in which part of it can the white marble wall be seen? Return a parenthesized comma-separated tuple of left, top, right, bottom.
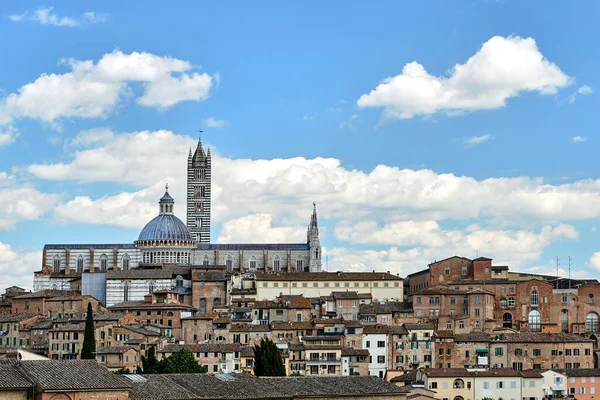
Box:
(105, 278, 172, 307)
(44, 248, 141, 272)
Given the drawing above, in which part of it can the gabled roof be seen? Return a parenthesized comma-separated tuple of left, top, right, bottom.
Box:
(0, 360, 33, 390)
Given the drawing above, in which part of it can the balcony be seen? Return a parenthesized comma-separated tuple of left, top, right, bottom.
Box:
(307, 357, 339, 363)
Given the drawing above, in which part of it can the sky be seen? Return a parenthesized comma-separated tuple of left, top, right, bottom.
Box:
(1, 0, 600, 290)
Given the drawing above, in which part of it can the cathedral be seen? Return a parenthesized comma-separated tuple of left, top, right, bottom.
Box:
(35, 139, 322, 293)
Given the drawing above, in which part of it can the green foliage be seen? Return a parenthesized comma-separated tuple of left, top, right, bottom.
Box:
(254, 338, 286, 376)
(289, 372, 304, 377)
(141, 347, 159, 374)
(146, 348, 207, 374)
(114, 368, 131, 375)
(81, 302, 96, 359)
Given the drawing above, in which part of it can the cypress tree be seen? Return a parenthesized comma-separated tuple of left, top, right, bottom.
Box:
(253, 338, 286, 376)
(81, 302, 96, 359)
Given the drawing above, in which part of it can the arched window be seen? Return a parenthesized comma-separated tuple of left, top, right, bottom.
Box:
(166, 311, 174, 317)
(508, 297, 515, 307)
(249, 256, 257, 272)
(99, 254, 108, 271)
(76, 256, 84, 273)
(214, 297, 221, 307)
(216, 335, 226, 342)
(176, 275, 183, 287)
(499, 297, 507, 308)
(53, 255, 61, 273)
(226, 256, 233, 273)
(562, 310, 569, 333)
(122, 254, 130, 271)
(502, 313, 512, 328)
(273, 256, 281, 272)
(528, 310, 541, 332)
(123, 284, 130, 302)
(453, 379, 465, 389)
(199, 298, 207, 313)
(530, 290, 538, 306)
(203, 255, 209, 266)
(586, 312, 599, 333)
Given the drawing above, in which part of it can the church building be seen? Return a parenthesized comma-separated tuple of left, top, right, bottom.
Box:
(34, 138, 322, 295)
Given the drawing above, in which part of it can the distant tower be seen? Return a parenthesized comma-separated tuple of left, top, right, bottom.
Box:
(187, 137, 211, 243)
(307, 202, 322, 272)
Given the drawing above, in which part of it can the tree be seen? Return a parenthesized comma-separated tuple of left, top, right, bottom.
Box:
(154, 349, 207, 374)
(254, 338, 286, 376)
(114, 368, 131, 375)
(142, 347, 159, 374)
(81, 302, 96, 359)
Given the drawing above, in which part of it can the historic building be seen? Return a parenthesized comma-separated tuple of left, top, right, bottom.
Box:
(35, 138, 322, 293)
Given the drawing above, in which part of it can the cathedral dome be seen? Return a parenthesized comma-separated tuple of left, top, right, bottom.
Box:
(138, 214, 192, 241)
(137, 184, 193, 243)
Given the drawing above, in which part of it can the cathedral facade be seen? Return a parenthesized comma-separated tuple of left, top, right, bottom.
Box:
(35, 139, 321, 292)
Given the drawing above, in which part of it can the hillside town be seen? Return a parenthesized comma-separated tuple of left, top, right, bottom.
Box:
(0, 140, 598, 399)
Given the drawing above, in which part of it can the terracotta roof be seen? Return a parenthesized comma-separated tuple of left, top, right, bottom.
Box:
(269, 321, 314, 330)
(0, 313, 34, 322)
(109, 301, 193, 310)
(454, 333, 491, 342)
(341, 347, 369, 357)
(359, 301, 412, 314)
(256, 272, 402, 281)
(97, 346, 136, 354)
(554, 368, 600, 377)
(428, 256, 472, 266)
(158, 343, 245, 354)
(181, 313, 217, 321)
(500, 332, 594, 343)
(127, 374, 403, 399)
(363, 325, 390, 334)
(404, 323, 435, 331)
(20, 360, 132, 390)
(229, 324, 271, 333)
(277, 295, 312, 309)
(425, 368, 542, 378)
(330, 291, 360, 299)
(13, 289, 80, 299)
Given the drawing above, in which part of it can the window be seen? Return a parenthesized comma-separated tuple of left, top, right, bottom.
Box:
(562, 294, 568, 303)
(377, 355, 385, 364)
(530, 290, 539, 306)
(513, 362, 522, 371)
(273, 256, 281, 272)
(122, 254, 130, 270)
(582, 377, 587, 383)
(99, 254, 108, 271)
(53, 255, 61, 272)
(484, 382, 490, 389)
(497, 381, 505, 388)
(500, 297, 507, 308)
(77, 256, 84, 272)
(565, 349, 571, 356)
(533, 364, 541, 369)
(475, 308, 480, 316)
(495, 347, 504, 356)
(475, 296, 481, 304)
(430, 382, 438, 389)
(461, 266, 467, 276)
(450, 297, 456, 305)
(532, 349, 541, 356)
(416, 297, 422, 304)
(365, 341, 370, 348)
(515, 348, 522, 356)
(586, 312, 599, 333)
(511, 381, 517, 388)
(296, 259, 303, 270)
(459, 321, 465, 329)
(249, 258, 257, 271)
(590, 294, 595, 304)
(528, 310, 541, 332)
(226, 257, 233, 272)
(446, 322, 452, 329)
(123, 285, 129, 302)
(574, 349, 580, 356)
(445, 267, 450, 275)
(508, 297, 515, 307)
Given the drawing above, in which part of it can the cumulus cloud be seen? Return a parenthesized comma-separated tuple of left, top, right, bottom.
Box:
(204, 117, 230, 129)
(572, 136, 588, 143)
(0, 50, 213, 126)
(463, 134, 494, 147)
(9, 7, 109, 27)
(27, 129, 600, 231)
(568, 85, 593, 104)
(217, 214, 306, 243)
(69, 127, 114, 147)
(0, 173, 60, 230)
(0, 242, 41, 290)
(357, 35, 571, 119)
(587, 252, 600, 272)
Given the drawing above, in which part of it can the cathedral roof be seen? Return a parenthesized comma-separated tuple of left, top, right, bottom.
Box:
(138, 214, 192, 242)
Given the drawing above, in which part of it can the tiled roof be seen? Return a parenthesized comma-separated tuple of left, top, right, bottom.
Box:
(0, 313, 34, 322)
(13, 289, 80, 299)
(363, 325, 390, 334)
(341, 347, 369, 356)
(44, 244, 135, 250)
(404, 323, 435, 331)
(229, 324, 271, 333)
(256, 272, 402, 281)
(107, 269, 172, 280)
(359, 301, 412, 314)
(269, 321, 314, 330)
(454, 333, 491, 342)
(128, 374, 403, 399)
(278, 295, 312, 309)
(425, 368, 542, 378)
(500, 332, 594, 343)
(20, 360, 132, 390)
(428, 256, 472, 265)
(391, 326, 409, 335)
(413, 286, 495, 295)
(109, 301, 194, 310)
(97, 346, 136, 355)
(158, 343, 244, 354)
(390, 370, 417, 383)
(123, 325, 164, 337)
(182, 313, 217, 321)
(0, 360, 33, 389)
(330, 291, 360, 299)
(554, 368, 600, 377)
(196, 243, 309, 251)
(191, 270, 226, 282)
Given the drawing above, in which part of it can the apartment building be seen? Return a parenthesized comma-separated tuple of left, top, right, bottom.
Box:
(158, 343, 252, 374)
(303, 335, 343, 376)
(363, 324, 389, 378)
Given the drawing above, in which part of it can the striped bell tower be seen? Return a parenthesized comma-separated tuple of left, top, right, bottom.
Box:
(187, 137, 211, 243)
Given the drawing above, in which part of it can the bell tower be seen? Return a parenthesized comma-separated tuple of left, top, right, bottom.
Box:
(187, 135, 211, 243)
(308, 202, 322, 272)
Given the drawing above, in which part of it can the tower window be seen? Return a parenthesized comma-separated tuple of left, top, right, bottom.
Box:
(99, 254, 108, 271)
(226, 257, 233, 272)
(296, 259, 303, 270)
(122, 255, 130, 271)
(273, 256, 281, 272)
(76, 256, 84, 273)
(53, 255, 61, 273)
(249, 259, 257, 271)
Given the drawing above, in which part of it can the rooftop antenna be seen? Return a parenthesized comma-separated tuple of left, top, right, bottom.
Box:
(568, 256, 572, 289)
(554, 256, 560, 288)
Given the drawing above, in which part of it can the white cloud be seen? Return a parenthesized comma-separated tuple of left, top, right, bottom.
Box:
(0, 173, 61, 230)
(69, 127, 114, 147)
(0, 50, 214, 126)
(0, 126, 18, 148)
(339, 114, 360, 130)
(568, 85, 593, 104)
(357, 35, 571, 119)
(0, 242, 40, 290)
(217, 214, 306, 243)
(204, 117, 230, 129)
(572, 136, 587, 143)
(8, 7, 109, 27)
(463, 134, 494, 147)
(587, 252, 600, 272)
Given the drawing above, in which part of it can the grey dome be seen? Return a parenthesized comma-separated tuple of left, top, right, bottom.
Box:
(138, 214, 192, 241)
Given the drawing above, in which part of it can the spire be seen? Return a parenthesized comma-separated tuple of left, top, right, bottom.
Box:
(189, 147, 192, 157)
(207, 147, 211, 157)
(310, 202, 318, 230)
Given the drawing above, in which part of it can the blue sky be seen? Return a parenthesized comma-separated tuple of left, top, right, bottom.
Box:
(1, 0, 600, 289)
